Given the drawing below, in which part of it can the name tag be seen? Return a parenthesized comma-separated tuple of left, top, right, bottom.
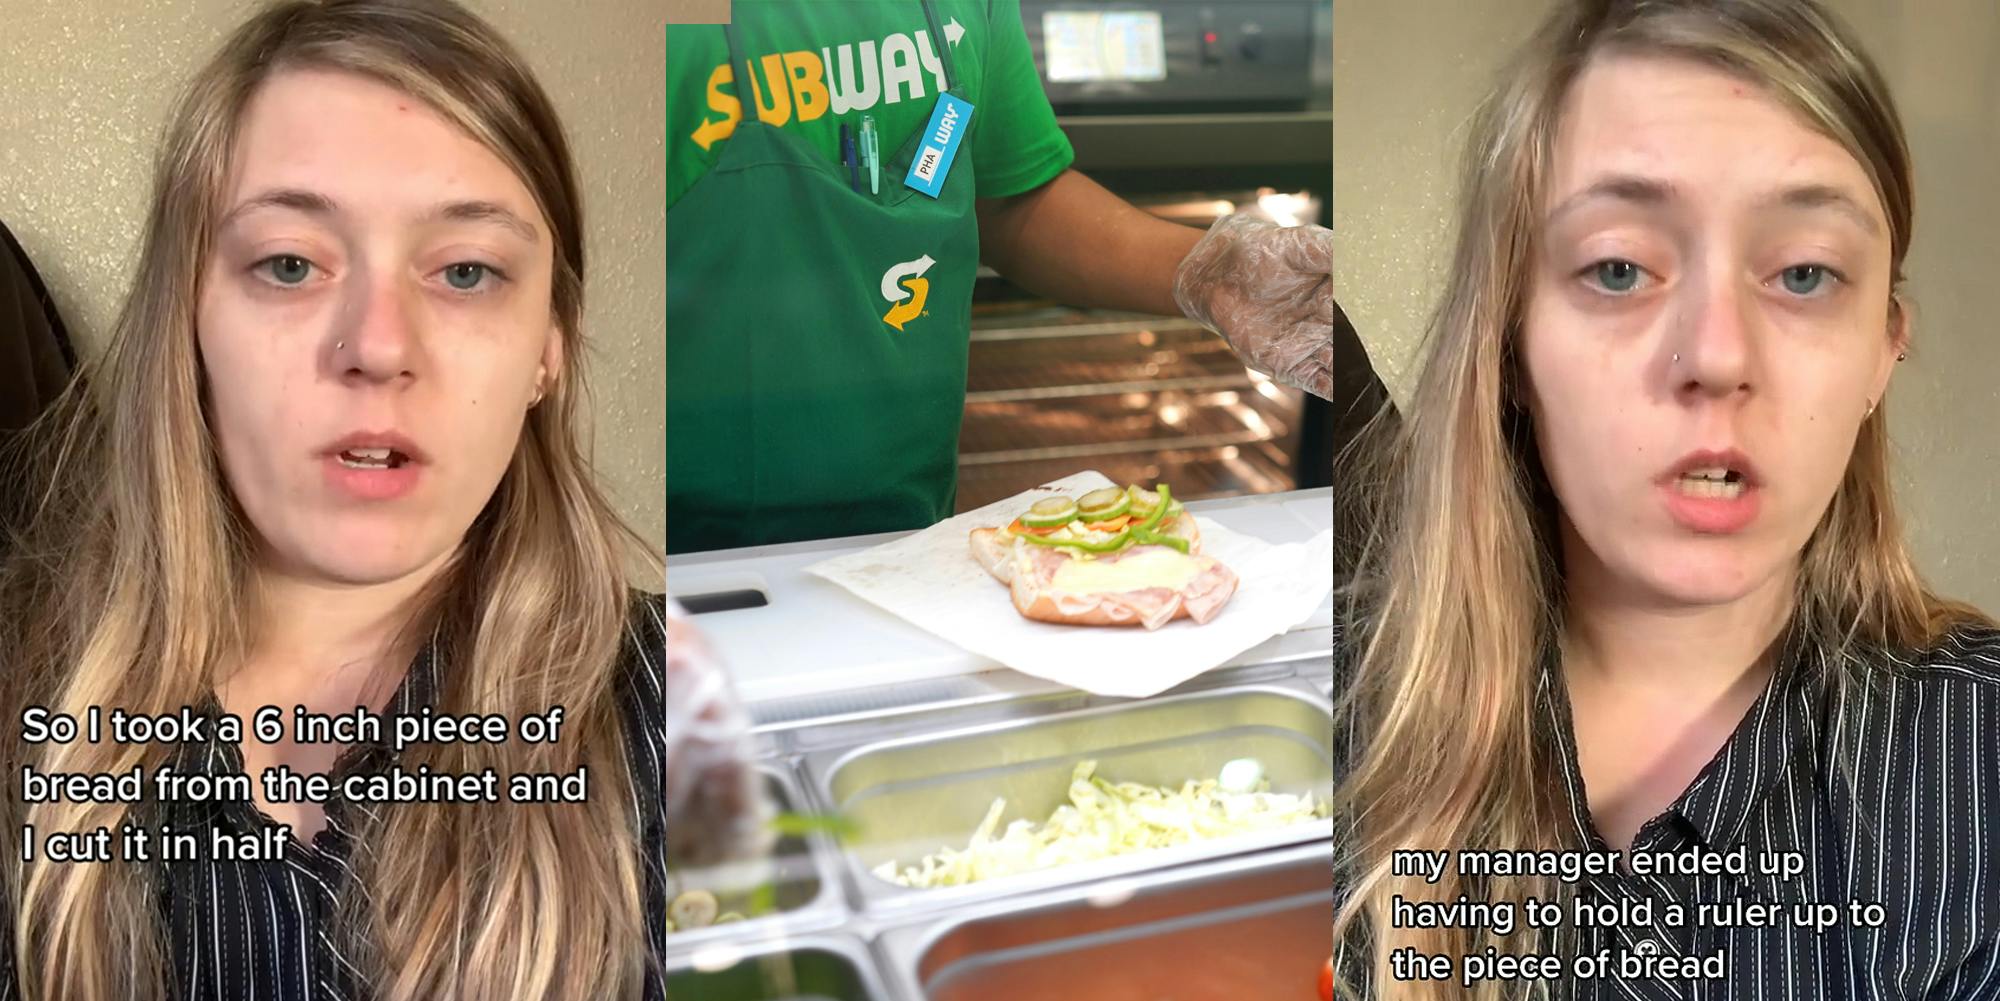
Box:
(903, 93, 974, 198)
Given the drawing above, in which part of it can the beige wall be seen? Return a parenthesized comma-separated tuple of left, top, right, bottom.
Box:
(0, 1, 666, 549)
(663, 0, 727, 20)
(1335, 0, 2000, 612)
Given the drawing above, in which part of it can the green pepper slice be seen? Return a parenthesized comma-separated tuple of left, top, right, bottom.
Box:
(1019, 528, 1133, 554)
(1134, 484, 1173, 532)
(1130, 529, 1191, 554)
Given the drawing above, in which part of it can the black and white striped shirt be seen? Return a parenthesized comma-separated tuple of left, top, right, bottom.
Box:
(1335, 619, 2000, 1000)
(1, 591, 669, 1001)
(1542, 623, 2000, 1000)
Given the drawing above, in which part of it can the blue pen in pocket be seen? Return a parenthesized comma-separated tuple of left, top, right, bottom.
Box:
(839, 123, 859, 192)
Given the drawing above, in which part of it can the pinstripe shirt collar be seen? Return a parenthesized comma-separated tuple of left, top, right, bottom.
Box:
(1537, 625, 1821, 855)
(177, 639, 444, 847)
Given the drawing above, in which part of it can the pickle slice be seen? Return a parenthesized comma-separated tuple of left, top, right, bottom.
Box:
(1020, 495, 1080, 528)
(1125, 485, 1162, 519)
(669, 890, 719, 929)
(1077, 487, 1132, 521)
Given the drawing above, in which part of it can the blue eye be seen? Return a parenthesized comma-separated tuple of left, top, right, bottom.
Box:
(1779, 264, 1830, 295)
(1592, 259, 1642, 293)
(441, 262, 494, 291)
(260, 255, 314, 285)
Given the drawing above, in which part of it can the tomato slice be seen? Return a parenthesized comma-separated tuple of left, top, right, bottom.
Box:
(1008, 518, 1060, 536)
(1319, 957, 1334, 1001)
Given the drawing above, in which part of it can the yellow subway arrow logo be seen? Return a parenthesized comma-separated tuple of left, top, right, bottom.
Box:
(880, 254, 936, 331)
(883, 279, 928, 329)
(691, 115, 734, 150)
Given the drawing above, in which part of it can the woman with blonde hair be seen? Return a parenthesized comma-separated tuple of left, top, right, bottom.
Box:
(0, 1, 667, 998)
(1334, 0, 1999, 998)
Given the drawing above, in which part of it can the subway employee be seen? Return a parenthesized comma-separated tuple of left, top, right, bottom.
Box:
(667, 0, 1334, 554)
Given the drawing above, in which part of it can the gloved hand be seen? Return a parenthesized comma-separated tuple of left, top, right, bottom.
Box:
(662, 596, 774, 868)
(1172, 211, 1334, 400)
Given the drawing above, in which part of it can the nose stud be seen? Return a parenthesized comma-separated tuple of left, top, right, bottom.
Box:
(1672, 353, 1680, 364)
(335, 341, 345, 350)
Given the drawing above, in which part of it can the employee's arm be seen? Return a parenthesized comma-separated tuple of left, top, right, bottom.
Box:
(978, 167, 1335, 400)
(975, 169, 1201, 316)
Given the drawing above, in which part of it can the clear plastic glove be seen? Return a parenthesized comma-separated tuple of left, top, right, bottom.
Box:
(1172, 211, 1334, 399)
(662, 596, 774, 868)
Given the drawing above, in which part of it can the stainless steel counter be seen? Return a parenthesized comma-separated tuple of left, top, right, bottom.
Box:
(663, 663, 1334, 1001)
(664, 486, 1335, 1000)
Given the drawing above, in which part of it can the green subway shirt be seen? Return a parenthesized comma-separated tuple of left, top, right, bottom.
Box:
(666, 0, 1074, 211)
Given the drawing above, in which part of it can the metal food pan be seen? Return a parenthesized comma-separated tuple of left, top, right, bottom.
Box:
(664, 933, 895, 1001)
(800, 680, 1334, 919)
(880, 840, 1333, 1001)
(663, 765, 845, 952)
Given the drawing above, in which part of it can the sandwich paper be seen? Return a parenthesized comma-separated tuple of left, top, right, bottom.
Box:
(802, 471, 1334, 698)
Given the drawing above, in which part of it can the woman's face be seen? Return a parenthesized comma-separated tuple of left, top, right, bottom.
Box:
(198, 68, 562, 586)
(1522, 54, 1903, 608)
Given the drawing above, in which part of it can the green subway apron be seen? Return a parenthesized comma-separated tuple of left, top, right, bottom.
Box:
(666, 0, 979, 555)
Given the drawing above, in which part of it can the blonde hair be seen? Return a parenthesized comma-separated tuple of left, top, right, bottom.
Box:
(1332, 1, 1989, 998)
(0, 1, 661, 998)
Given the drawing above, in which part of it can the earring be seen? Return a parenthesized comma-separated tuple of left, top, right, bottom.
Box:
(1897, 351, 1907, 362)
(531, 385, 545, 406)
(1672, 352, 1680, 365)
(1865, 398, 1877, 419)
(335, 341, 345, 350)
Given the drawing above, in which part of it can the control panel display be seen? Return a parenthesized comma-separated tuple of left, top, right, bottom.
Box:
(1041, 10, 1168, 82)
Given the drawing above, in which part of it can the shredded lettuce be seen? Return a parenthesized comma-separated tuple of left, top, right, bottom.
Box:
(873, 760, 1327, 889)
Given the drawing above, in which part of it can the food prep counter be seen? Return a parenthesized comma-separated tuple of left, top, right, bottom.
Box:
(664, 488, 1336, 1001)
(668, 487, 1334, 711)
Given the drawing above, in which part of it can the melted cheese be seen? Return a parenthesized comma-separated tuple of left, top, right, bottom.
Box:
(1049, 548, 1202, 594)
